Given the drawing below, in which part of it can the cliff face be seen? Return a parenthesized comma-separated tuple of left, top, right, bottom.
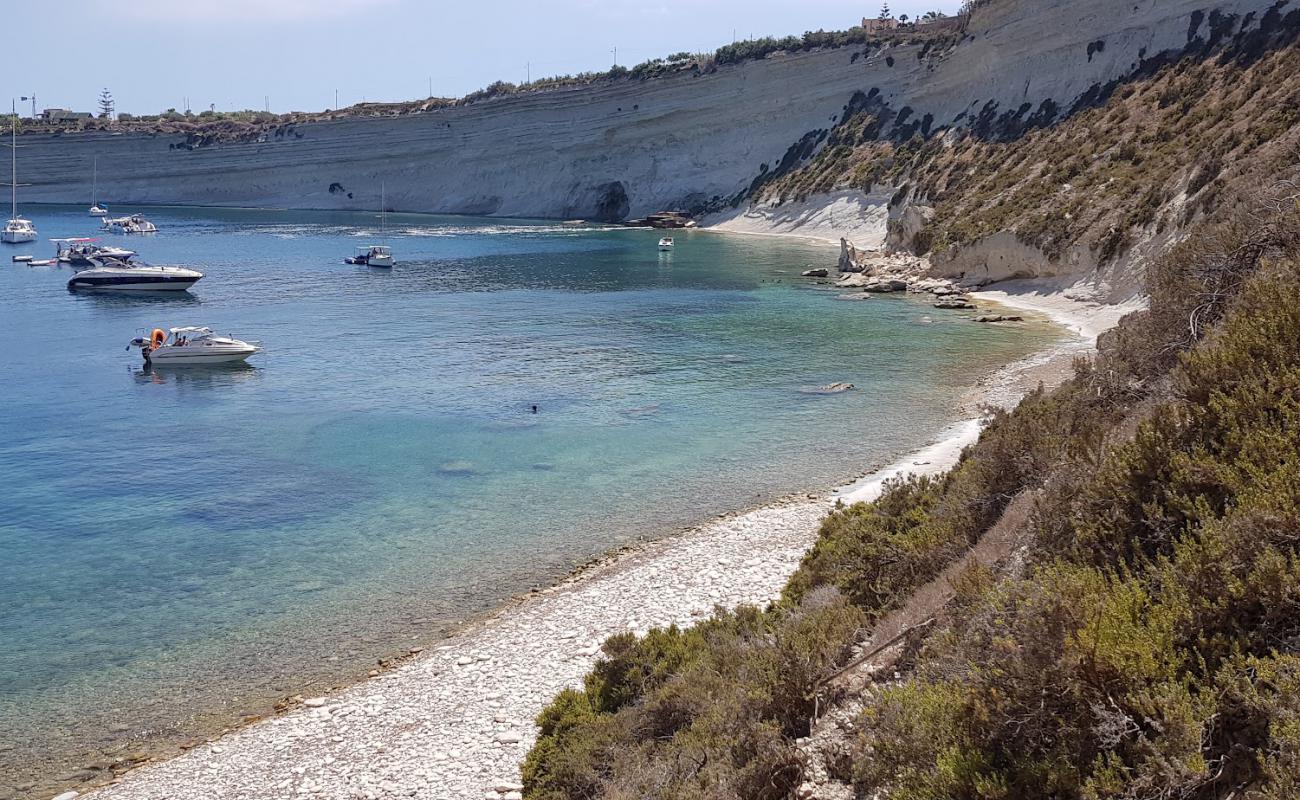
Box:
(18, 0, 1275, 225)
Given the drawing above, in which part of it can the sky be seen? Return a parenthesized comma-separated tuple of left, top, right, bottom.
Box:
(3, 0, 964, 116)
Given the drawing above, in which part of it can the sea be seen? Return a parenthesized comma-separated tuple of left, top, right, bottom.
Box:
(0, 205, 1058, 796)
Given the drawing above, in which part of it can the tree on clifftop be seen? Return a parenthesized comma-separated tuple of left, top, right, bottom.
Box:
(98, 88, 114, 120)
(879, 2, 891, 20)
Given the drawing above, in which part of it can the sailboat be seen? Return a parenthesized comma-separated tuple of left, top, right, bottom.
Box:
(344, 183, 395, 267)
(2, 100, 37, 244)
(89, 156, 107, 216)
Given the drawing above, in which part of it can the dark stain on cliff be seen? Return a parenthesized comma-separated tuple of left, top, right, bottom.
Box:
(592, 182, 630, 222)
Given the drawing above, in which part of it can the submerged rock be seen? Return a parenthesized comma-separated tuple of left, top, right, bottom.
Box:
(934, 299, 976, 309)
(800, 382, 855, 395)
(801, 268, 829, 278)
(438, 460, 477, 476)
(974, 314, 1024, 323)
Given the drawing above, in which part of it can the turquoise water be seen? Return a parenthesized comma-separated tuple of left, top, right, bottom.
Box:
(0, 206, 1055, 792)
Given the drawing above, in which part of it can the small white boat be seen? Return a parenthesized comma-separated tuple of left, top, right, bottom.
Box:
(345, 183, 394, 267)
(89, 157, 107, 216)
(101, 214, 158, 234)
(68, 258, 203, 292)
(658, 237, 674, 251)
(3, 102, 37, 244)
(128, 326, 261, 365)
(345, 244, 393, 268)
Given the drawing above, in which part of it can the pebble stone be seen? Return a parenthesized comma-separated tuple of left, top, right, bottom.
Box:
(76, 495, 838, 800)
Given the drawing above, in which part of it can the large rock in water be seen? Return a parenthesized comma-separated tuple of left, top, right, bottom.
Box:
(800, 382, 855, 395)
(863, 279, 909, 293)
(801, 268, 829, 278)
(838, 239, 868, 273)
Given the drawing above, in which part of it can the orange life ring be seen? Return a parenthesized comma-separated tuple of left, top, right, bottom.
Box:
(150, 328, 166, 349)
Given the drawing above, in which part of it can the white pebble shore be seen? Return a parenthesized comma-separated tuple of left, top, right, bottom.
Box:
(86, 497, 839, 799)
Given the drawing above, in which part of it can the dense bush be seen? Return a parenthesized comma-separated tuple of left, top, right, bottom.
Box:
(854, 212, 1300, 799)
(522, 594, 863, 799)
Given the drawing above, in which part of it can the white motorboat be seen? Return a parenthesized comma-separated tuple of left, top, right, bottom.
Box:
(54, 238, 137, 267)
(101, 214, 158, 234)
(89, 157, 107, 216)
(128, 326, 261, 365)
(68, 258, 203, 292)
(345, 183, 394, 267)
(658, 237, 674, 251)
(345, 244, 393, 267)
(3, 101, 37, 244)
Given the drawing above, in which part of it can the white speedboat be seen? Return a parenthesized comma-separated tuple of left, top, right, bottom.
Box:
(68, 258, 203, 292)
(54, 238, 137, 267)
(345, 244, 393, 268)
(658, 237, 674, 251)
(101, 214, 158, 234)
(128, 327, 261, 365)
(3, 101, 37, 244)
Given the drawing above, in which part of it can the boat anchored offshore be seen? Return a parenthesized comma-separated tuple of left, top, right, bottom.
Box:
(67, 257, 203, 292)
(3, 101, 37, 244)
(345, 245, 393, 267)
(658, 237, 675, 251)
(101, 214, 158, 234)
(345, 183, 395, 267)
(54, 238, 137, 267)
(89, 157, 107, 216)
(128, 327, 262, 365)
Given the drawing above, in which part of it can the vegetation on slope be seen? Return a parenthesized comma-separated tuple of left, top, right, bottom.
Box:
(763, 6, 1300, 264)
(521, 170, 1300, 797)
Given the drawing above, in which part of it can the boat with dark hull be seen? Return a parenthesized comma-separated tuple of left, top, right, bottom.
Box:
(68, 259, 203, 292)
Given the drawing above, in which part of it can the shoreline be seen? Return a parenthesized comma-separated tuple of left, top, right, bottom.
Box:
(75, 276, 1122, 800)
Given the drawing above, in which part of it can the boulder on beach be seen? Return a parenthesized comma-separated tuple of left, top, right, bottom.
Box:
(800, 268, 829, 278)
(836, 273, 871, 288)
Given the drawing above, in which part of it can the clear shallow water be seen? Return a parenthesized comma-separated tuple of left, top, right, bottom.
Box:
(0, 205, 1056, 793)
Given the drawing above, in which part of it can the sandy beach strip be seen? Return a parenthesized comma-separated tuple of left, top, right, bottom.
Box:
(75, 286, 1126, 800)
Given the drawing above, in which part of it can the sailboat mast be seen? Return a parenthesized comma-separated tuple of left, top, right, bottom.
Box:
(92, 156, 98, 207)
(10, 101, 16, 221)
